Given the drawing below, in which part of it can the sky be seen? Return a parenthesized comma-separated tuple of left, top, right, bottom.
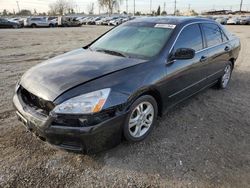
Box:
(0, 0, 250, 14)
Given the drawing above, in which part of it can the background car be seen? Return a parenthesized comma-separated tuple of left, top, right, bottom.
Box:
(24, 17, 56, 28)
(215, 17, 227, 25)
(0, 18, 20, 28)
(239, 16, 250, 25)
(95, 17, 106, 25)
(8, 17, 24, 27)
(227, 17, 240, 25)
(109, 17, 123, 26)
(57, 16, 82, 27)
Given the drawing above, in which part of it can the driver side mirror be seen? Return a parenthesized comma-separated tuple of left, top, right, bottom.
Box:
(169, 48, 195, 63)
(173, 48, 195, 60)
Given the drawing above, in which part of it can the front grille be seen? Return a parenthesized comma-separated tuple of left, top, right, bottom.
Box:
(18, 86, 54, 116)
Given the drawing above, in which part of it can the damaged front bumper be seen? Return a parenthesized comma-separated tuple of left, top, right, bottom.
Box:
(13, 93, 128, 153)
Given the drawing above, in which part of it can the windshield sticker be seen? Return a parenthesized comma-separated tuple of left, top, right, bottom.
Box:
(154, 24, 176, 29)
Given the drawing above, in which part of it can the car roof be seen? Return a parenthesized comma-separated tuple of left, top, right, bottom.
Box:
(129, 16, 213, 25)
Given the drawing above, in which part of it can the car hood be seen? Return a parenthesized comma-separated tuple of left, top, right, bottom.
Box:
(20, 48, 145, 101)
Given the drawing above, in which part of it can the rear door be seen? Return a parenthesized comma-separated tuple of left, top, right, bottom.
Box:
(41, 18, 49, 27)
(201, 23, 231, 83)
(164, 23, 208, 107)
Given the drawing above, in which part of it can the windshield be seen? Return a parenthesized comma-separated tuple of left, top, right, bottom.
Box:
(90, 25, 173, 59)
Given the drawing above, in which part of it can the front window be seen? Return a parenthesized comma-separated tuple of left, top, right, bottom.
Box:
(90, 25, 173, 59)
(174, 24, 203, 52)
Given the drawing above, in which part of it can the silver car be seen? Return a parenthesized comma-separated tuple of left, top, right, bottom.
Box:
(24, 17, 55, 28)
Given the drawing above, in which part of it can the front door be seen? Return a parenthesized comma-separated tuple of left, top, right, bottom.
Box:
(163, 23, 208, 108)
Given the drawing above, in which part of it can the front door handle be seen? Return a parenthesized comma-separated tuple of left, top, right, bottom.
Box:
(200, 56, 207, 62)
(224, 46, 231, 52)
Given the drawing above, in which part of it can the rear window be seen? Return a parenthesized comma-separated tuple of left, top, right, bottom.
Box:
(31, 18, 41, 21)
(202, 23, 223, 47)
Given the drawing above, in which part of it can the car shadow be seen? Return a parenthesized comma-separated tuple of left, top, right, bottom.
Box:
(91, 70, 250, 186)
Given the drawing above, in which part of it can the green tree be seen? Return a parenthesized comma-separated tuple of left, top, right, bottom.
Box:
(156, 5, 161, 16)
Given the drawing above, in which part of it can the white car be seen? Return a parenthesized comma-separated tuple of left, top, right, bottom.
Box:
(24, 17, 56, 28)
(227, 18, 240, 25)
(8, 17, 24, 27)
(109, 18, 123, 26)
(95, 18, 106, 25)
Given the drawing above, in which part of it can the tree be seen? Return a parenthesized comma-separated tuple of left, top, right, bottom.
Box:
(161, 10, 167, 15)
(2, 9, 8, 16)
(190, 9, 198, 16)
(16, 9, 32, 16)
(135, 11, 141, 16)
(156, 6, 161, 16)
(87, 3, 94, 14)
(49, 0, 74, 15)
(175, 9, 180, 16)
(98, 0, 123, 15)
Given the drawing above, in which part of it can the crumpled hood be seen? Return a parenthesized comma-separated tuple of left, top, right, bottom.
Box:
(20, 48, 145, 101)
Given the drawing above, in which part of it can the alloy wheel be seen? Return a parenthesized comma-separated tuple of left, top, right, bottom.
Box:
(221, 64, 232, 88)
(128, 102, 154, 138)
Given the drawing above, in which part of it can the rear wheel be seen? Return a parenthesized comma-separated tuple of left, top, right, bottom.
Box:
(124, 95, 158, 142)
(217, 62, 233, 89)
(31, 24, 36, 28)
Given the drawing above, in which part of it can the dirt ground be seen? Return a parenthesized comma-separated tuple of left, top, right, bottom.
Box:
(0, 25, 249, 188)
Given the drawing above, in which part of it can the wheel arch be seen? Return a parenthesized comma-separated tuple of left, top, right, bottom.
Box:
(127, 87, 163, 117)
(229, 58, 235, 69)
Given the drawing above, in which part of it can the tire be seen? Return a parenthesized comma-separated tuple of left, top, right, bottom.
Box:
(217, 62, 233, 89)
(123, 95, 158, 142)
(49, 24, 53, 28)
(31, 24, 36, 28)
(13, 24, 18, 29)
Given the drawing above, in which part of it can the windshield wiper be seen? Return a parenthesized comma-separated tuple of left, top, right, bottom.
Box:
(95, 48, 129, 58)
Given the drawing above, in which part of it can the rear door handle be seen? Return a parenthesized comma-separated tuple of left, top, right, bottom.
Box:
(200, 56, 207, 62)
(224, 46, 231, 52)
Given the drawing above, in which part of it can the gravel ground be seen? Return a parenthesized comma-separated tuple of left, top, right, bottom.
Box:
(0, 25, 249, 188)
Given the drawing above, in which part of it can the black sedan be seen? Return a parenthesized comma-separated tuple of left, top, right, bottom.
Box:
(13, 17, 241, 153)
(0, 18, 20, 28)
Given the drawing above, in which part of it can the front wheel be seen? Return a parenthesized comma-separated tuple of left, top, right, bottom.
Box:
(217, 62, 233, 89)
(13, 24, 18, 29)
(123, 95, 158, 142)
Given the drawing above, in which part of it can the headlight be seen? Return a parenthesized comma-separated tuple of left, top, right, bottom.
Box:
(53, 88, 111, 114)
